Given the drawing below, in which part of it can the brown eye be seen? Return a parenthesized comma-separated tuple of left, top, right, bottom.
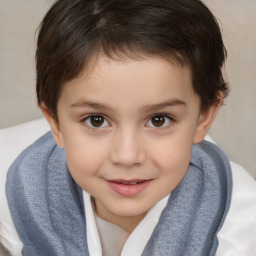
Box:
(85, 115, 109, 128)
(147, 115, 172, 128)
(152, 116, 165, 127)
(90, 116, 104, 127)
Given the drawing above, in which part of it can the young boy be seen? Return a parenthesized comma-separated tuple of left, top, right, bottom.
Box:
(4, 0, 256, 255)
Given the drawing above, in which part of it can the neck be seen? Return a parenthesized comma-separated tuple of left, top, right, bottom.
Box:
(94, 200, 147, 233)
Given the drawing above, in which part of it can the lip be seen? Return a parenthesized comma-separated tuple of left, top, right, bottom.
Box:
(106, 179, 152, 196)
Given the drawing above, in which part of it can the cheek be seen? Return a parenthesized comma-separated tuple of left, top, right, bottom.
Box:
(64, 138, 107, 184)
(151, 136, 192, 183)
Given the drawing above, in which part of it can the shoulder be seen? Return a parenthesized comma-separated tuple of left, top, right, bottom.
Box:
(202, 136, 256, 255)
(0, 119, 51, 254)
(216, 161, 256, 255)
(6, 131, 56, 200)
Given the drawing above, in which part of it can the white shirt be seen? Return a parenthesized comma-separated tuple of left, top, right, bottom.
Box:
(83, 191, 169, 256)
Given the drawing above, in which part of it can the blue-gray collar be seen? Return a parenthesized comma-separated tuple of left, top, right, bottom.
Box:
(6, 132, 232, 255)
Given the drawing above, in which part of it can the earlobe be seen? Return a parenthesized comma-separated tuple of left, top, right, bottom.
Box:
(193, 94, 223, 144)
(40, 104, 65, 148)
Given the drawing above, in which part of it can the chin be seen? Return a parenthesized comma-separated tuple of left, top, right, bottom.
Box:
(110, 200, 151, 217)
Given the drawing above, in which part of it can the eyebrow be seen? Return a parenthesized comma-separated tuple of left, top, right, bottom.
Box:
(71, 101, 113, 111)
(140, 99, 186, 113)
(71, 98, 186, 113)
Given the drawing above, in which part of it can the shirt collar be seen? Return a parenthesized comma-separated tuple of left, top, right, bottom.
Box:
(83, 190, 169, 256)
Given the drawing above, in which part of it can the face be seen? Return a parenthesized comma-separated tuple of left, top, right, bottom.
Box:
(44, 55, 220, 231)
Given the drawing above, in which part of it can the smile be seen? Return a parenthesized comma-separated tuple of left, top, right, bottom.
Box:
(106, 179, 152, 196)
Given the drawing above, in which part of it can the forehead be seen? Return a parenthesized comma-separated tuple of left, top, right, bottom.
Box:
(59, 54, 197, 109)
(65, 50, 190, 84)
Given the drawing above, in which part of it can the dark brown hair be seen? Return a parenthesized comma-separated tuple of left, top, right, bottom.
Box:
(36, 0, 228, 120)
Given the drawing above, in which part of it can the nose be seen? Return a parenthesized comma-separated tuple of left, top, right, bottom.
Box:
(110, 129, 146, 168)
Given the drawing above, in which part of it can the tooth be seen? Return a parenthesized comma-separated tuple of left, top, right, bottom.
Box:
(118, 181, 141, 185)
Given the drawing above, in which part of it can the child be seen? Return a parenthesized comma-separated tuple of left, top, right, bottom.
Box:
(5, 0, 256, 255)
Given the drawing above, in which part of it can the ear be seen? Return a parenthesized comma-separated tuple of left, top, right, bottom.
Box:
(193, 93, 223, 144)
(41, 104, 65, 148)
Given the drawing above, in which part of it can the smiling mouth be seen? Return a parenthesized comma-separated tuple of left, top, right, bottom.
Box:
(106, 179, 152, 196)
(111, 179, 149, 184)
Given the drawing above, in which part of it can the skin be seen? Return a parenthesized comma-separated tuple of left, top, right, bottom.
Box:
(42, 55, 222, 233)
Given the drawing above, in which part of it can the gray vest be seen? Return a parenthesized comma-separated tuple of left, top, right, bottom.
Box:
(6, 132, 232, 255)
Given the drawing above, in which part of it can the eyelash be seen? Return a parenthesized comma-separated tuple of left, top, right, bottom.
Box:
(146, 114, 174, 128)
(81, 113, 174, 129)
(82, 114, 111, 129)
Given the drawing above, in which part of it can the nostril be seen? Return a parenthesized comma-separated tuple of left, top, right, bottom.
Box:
(110, 133, 146, 167)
